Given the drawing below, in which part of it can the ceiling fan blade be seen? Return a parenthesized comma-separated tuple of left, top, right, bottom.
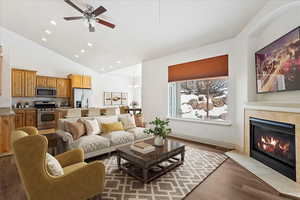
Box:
(96, 18, 115, 29)
(64, 16, 84, 21)
(64, 0, 84, 13)
(92, 6, 107, 17)
(89, 24, 95, 32)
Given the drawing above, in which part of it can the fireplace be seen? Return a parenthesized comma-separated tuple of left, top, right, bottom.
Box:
(250, 118, 296, 181)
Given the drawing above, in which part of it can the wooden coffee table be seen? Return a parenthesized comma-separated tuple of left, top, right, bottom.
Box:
(116, 138, 185, 183)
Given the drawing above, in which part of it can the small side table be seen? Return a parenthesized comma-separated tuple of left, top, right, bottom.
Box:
(43, 133, 65, 156)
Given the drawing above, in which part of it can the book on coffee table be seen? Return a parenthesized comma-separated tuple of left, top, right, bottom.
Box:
(131, 142, 155, 154)
(133, 142, 152, 149)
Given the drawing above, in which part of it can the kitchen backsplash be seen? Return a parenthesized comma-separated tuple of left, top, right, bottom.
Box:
(12, 97, 69, 108)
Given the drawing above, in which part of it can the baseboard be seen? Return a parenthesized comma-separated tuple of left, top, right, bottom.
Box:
(170, 133, 236, 150)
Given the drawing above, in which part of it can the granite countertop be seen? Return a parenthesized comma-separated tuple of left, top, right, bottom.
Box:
(0, 108, 15, 116)
(13, 107, 37, 110)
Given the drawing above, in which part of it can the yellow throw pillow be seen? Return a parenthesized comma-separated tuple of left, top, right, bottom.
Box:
(102, 122, 124, 134)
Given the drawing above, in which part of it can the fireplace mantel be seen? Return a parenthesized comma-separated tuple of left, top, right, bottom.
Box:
(245, 102, 300, 113)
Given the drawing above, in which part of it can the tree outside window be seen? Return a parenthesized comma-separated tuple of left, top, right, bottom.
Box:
(169, 77, 228, 122)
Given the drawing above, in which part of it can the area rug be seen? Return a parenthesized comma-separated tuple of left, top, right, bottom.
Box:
(101, 146, 227, 200)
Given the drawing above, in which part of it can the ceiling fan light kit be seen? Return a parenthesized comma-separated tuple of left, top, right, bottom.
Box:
(63, 0, 115, 32)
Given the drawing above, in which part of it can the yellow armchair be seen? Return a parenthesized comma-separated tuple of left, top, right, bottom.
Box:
(17, 126, 39, 136)
(12, 130, 105, 200)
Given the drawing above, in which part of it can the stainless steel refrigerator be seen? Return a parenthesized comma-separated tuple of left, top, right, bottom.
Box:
(73, 88, 92, 108)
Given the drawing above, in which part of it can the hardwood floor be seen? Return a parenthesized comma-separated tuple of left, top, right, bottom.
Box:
(0, 137, 294, 200)
(0, 154, 26, 200)
(170, 137, 291, 200)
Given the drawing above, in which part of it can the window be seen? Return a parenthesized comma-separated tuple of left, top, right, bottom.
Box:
(168, 77, 228, 122)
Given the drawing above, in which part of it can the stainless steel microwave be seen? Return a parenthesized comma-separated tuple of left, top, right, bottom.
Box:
(36, 88, 57, 97)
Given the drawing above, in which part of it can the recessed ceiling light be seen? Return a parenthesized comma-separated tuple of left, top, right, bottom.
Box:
(109, 65, 113, 68)
(81, 49, 85, 53)
(45, 30, 51, 35)
(50, 20, 57, 26)
(87, 42, 93, 47)
(100, 68, 105, 71)
(74, 54, 79, 58)
(41, 37, 47, 42)
(116, 61, 121, 64)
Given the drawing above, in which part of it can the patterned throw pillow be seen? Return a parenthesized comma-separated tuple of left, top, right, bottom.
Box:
(45, 153, 64, 176)
(119, 114, 136, 130)
(83, 119, 101, 135)
(64, 121, 86, 140)
(101, 122, 124, 134)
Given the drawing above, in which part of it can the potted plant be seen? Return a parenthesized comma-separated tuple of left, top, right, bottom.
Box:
(144, 117, 172, 146)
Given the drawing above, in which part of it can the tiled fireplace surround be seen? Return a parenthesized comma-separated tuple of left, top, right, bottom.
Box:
(226, 103, 300, 198)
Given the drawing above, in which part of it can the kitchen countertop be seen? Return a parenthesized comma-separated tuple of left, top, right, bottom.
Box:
(0, 108, 15, 116)
(13, 107, 37, 110)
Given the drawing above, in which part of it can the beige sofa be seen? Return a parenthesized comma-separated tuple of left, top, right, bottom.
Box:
(57, 114, 152, 159)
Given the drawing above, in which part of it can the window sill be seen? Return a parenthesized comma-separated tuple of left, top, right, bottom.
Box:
(167, 117, 232, 126)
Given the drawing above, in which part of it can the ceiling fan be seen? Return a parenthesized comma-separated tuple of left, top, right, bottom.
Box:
(63, 0, 115, 32)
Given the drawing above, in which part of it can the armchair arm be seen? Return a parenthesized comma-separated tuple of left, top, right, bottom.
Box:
(52, 161, 105, 200)
(17, 126, 38, 136)
(56, 130, 74, 145)
(55, 148, 84, 168)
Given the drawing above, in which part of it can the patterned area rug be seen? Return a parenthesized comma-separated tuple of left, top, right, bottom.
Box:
(101, 146, 227, 200)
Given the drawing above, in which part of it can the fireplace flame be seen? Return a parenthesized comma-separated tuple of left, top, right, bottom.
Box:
(257, 136, 290, 154)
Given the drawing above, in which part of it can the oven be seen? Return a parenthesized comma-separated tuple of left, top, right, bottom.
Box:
(36, 88, 57, 97)
(37, 109, 56, 130)
(34, 101, 56, 130)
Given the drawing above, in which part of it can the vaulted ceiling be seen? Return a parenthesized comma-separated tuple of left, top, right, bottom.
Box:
(0, 0, 267, 73)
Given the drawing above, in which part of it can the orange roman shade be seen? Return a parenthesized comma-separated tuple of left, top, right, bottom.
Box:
(168, 55, 228, 82)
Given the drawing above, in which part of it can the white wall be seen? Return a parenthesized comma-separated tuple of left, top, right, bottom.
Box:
(142, 39, 237, 148)
(0, 27, 132, 107)
(142, 0, 300, 150)
(253, 4, 300, 102)
(131, 75, 142, 107)
(233, 0, 300, 150)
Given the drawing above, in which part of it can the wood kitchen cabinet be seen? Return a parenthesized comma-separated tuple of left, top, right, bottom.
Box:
(82, 76, 91, 89)
(24, 109, 37, 127)
(12, 69, 24, 97)
(36, 76, 48, 88)
(47, 77, 57, 88)
(56, 78, 70, 98)
(36, 76, 56, 88)
(69, 74, 82, 88)
(24, 71, 36, 97)
(14, 110, 25, 128)
(14, 109, 37, 128)
(0, 114, 15, 154)
(12, 68, 37, 97)
(68, 74, 92, 89)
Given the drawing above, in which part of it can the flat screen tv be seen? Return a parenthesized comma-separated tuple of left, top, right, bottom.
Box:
(255, 27, 300, 93)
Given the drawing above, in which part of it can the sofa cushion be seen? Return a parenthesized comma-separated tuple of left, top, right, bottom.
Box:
(98, 115, 118, 124)
(59, 118, 80, 132)
(70, 135, 110, 154)
(96, 116, 119, 132)
(102, 122, 124, 134)
(64, 121, 86, 140)
(82, 119, 100, 135)
(119, 114, 136, 130)
(104, 131, 134, 146)
(127, 127, 151, 140)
